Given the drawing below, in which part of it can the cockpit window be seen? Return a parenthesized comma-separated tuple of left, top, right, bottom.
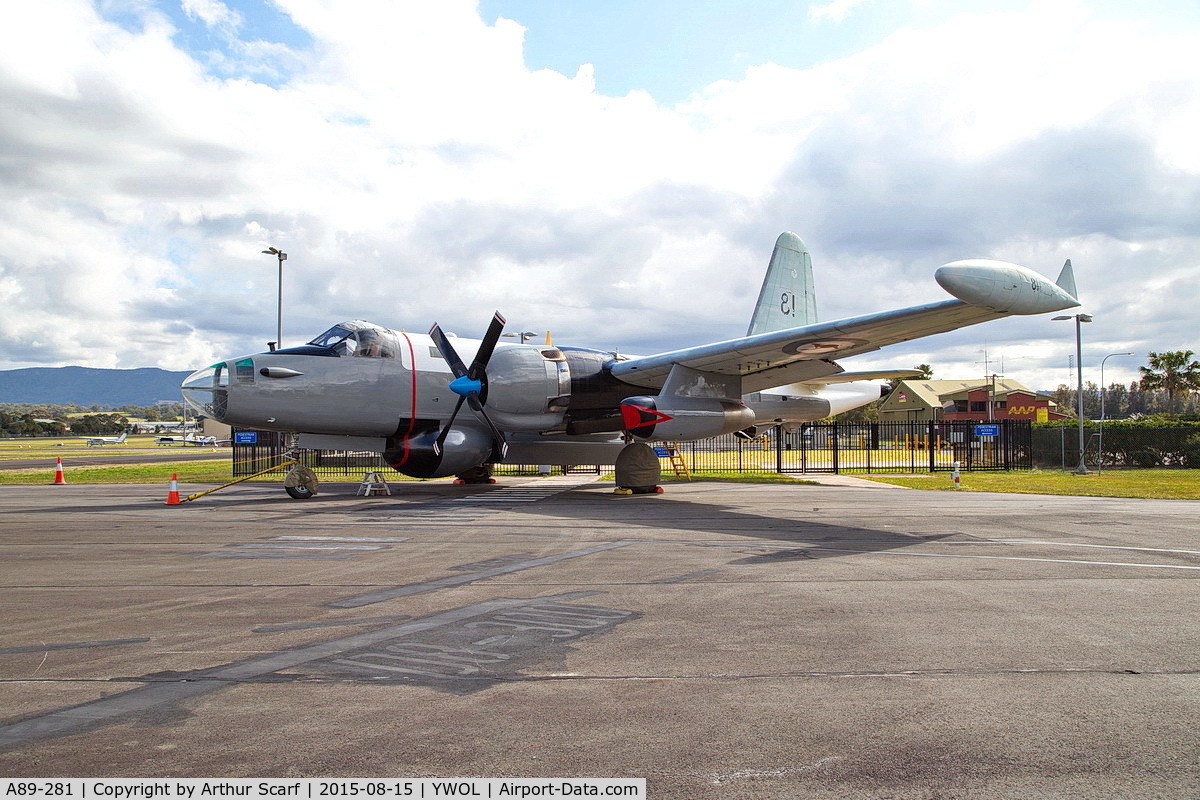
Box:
(306, 322, 399, 359)
(308, 325, 355, 349)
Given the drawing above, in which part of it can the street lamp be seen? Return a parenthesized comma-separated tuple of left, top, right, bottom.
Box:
(503, 331, 537, 343)
(1052, 313, 1093, 474)
(1100, 352, 1136, 422)
(1097, 351, 1136, 476)
(262, 247, 287, 349)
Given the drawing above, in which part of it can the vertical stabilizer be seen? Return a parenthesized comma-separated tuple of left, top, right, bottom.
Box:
(747, 232, 817, 336)
(1055, 258, 1078, 301)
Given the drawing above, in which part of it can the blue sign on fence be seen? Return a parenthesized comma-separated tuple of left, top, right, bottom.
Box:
(234, 431, 258, 444)
(974, 424, 1000, 437)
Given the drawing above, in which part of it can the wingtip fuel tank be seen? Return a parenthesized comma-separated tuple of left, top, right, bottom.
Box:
(934, 259, 1080, 314)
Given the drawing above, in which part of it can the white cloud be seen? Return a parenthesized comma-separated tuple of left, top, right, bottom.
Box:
(0, 0, 1195, 396)
(809, 0, 873, 24)
(181, 0, 241, 31)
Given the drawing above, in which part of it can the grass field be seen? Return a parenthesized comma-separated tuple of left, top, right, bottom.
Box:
(2, 436, 1198, 499)
(858, 469, 1200, 500)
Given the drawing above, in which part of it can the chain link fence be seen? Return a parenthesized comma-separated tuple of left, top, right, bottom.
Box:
(1032, 423, 1200, 470)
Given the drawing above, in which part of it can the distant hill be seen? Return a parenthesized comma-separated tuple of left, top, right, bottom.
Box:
(0, 366, 192, 406)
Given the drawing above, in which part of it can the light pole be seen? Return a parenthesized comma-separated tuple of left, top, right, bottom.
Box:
(262, 247, 287, 349)
(503, 331, 537, 344)
(1097, 351, 1136, 475)
(1052, 313, 1093, 474)
(1100, 352, 1136, 423)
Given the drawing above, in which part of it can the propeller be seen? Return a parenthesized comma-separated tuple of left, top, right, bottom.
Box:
(428, 311, 509, 461)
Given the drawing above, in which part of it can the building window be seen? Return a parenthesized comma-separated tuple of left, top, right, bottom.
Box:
(970, 401, 987, 412)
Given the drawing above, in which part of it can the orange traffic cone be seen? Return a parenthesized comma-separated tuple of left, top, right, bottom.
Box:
(53, 457, 66, 485)
(165, 474, 182, 505)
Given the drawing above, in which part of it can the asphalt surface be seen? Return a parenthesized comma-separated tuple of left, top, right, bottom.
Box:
(0, 476, 1197, 798)
(0, 447, 226, 471)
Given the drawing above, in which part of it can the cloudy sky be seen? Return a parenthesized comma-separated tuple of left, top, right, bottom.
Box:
(1, 0, 1197, 391)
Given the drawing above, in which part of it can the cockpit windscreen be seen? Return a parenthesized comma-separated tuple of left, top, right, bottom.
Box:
(306, 321, 401, 359)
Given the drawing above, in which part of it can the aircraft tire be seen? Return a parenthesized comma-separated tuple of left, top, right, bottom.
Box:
(283, 465, 319, 499)
(285, 484, 315, 500)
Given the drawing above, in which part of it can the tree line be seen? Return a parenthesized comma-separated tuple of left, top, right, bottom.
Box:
(0, 402, 185, 437)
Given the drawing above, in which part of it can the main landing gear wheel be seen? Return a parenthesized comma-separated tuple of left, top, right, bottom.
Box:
(454, 465, 496, 485)
(613, 442, 663, 495)
(284, 465, 319, 499)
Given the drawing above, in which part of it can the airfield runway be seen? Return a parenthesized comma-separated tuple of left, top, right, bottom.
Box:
(0, 477, 1197, 798)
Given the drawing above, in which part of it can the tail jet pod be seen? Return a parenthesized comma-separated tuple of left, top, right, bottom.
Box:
(620, 396, 755, 441)
(934, 259, 1079, 314)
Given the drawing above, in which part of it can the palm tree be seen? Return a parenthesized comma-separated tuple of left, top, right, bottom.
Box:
(1139, 350, 1200, 413)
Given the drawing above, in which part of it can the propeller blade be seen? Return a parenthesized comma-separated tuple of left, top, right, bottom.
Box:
(428, 323, 469, 378)
(466, 394, 509, 459)
(432, 395, 468, 456)
(467, 311, 506, 380)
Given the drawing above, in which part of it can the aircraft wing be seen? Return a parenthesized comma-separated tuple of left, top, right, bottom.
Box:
(611, 259, 1080, 395)
(802, 369, 928, 385)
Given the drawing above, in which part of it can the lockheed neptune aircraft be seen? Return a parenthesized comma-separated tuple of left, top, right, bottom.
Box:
(181, 233, 1080, 497)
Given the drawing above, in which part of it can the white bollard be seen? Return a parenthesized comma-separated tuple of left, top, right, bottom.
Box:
(952, 461, 961, 489)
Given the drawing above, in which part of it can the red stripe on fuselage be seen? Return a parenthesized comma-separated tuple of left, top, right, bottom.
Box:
(394, 331, 419, 465)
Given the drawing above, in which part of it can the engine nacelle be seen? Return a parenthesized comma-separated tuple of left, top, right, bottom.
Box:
(620, 396, 755, 441)
(484, 345, 571, 431)
(384, 427, 492, 479)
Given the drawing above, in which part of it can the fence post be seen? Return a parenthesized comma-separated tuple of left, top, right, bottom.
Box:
(801, 423, 809, 473)
(832, 421, 839, 474)
(928, 421, 936, 472)
(775, 425, 783, 474)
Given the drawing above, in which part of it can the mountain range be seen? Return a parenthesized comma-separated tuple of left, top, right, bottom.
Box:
(0, 367, 192, 407)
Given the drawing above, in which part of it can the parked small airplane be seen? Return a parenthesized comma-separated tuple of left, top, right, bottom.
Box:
(182, 233, 1080, 497)
(81, 432, 128, 447)
(155, 433, 229, 447)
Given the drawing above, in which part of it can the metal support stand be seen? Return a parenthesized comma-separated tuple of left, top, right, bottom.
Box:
(357, 472, 392, 496)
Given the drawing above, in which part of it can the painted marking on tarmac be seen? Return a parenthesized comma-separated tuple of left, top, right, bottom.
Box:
(200, 551, 359, 560)
(311, 598, 637, 693)
(326, 540, 637, 608)
(253, 615, 413, 633)
(200, 538, 399, 560)
(272, 535, 411, 543)
(235, 543, 385, 551)
(353, 477, 595, 523)
(0, 637, 150, 656)
(0, 592, 617, 749)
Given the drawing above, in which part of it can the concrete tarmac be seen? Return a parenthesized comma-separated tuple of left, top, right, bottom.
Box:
(0, 477, 1197, 799)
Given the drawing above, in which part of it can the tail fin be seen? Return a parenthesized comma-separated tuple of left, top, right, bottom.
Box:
(747, 232, 817, 336)
(1055, 258, 1078, 301)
